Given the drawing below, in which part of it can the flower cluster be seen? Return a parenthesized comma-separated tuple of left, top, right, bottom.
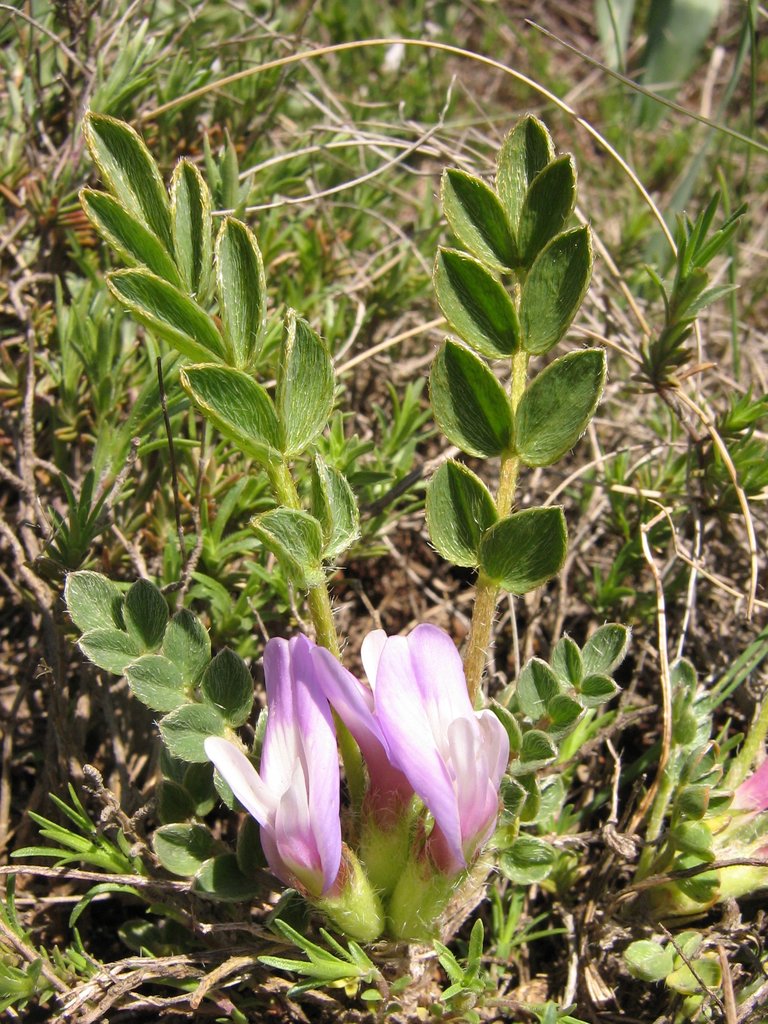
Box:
(205, 624, 509, 941)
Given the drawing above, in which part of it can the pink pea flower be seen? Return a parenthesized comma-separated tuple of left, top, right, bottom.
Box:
(309, 644, 413, 822)
(317, 623, 509, 876)
(369, 624, 509, 873)
(204, 635, 341, 899)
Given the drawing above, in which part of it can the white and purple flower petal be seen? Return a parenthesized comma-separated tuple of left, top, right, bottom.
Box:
(205, 635, 342, 898)
(311, 643, 412, 811)
(345, 623, 509, 875)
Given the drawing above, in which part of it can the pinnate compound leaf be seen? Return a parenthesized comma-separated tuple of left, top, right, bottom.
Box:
(157, 780, 195, 823)
(514, 349, 606, 466)
(581, 624, 630, 677)
(124, 578, 168, 650)
(666, 957, 721, 995)
(479, 506, 567, 594)
(520, 227, 592, 355)
(499, 776, 526, 820)
(216, 217, 266, 370)
(677, 785, 711, 820)
(672, 821, 714, 861)
(160, 703, 227, 762)
(516, 658, 560, 721)
(171, 159, 212, 300)
(551, 635, 583, 687)
(237, 815, 267, 878)
(181, 364, 281, 464)
(518, 729, 558, 769)
(624, 940, 675, 983)
(250, 508, 325, 589)
(65, 571, 124, 632)
(125, 654, 187, 712)
(516, 773, 542, 823)
(80, 189, 181, 285)
(546, 693, 583, 737)
(677, 853, 719, 904)
(277, 312, 335, 456)
(259, 920, 377, 984)
(516, 155, 577, 267)
(434, 248, 520, 358)
(108, 269, 226, 363)
(153, 823, 219, 877)
(183, 762, 217, 817)
(441, 169, 516, 271)
(161, 609, 211, 684)
(310, 457, 360, 560)
(579, 674, 620, 708)
(490, 701, 523, 754)
(426, 460, 498, 567)
(84, 113, 173, 252)
(496, 115, 555, 232)
(200, 648, 254, 727)
(79, 628, 141, 674)
(499, 835, 556, 884)
(430, 341, 513, 458)
(193, 853, 263, 901)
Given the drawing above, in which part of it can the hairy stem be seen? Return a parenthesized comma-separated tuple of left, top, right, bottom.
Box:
(266, 461, 301, 510)
(267, 457, 364, 804)
(463, 573, 501, 705)
(267, 462, 340, 655)
(307, 584, 340, 658)
(464, 348, 529, 704)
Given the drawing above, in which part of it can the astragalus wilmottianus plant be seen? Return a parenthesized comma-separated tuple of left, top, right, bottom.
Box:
(60, 111, 626, 988)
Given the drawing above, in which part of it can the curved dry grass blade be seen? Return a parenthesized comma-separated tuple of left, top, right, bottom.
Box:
(628, 506, 674, 835)
(139, 37, 676, 251)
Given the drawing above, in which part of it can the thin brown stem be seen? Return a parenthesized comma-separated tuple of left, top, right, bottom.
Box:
(307, 584, 341, 659)
(463, 573, 501, 705)
(464, 349, 529, 704)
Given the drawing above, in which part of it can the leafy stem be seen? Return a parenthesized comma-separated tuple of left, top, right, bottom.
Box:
(266, 459, 339, 653)
(266, 461, 302, 511)
(266, 454, 364, 804)
(464, 349, 529, 703)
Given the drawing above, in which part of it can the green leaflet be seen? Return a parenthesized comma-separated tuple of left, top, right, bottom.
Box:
(426, 460, 497, 567)
(429, 341, 513, 458)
